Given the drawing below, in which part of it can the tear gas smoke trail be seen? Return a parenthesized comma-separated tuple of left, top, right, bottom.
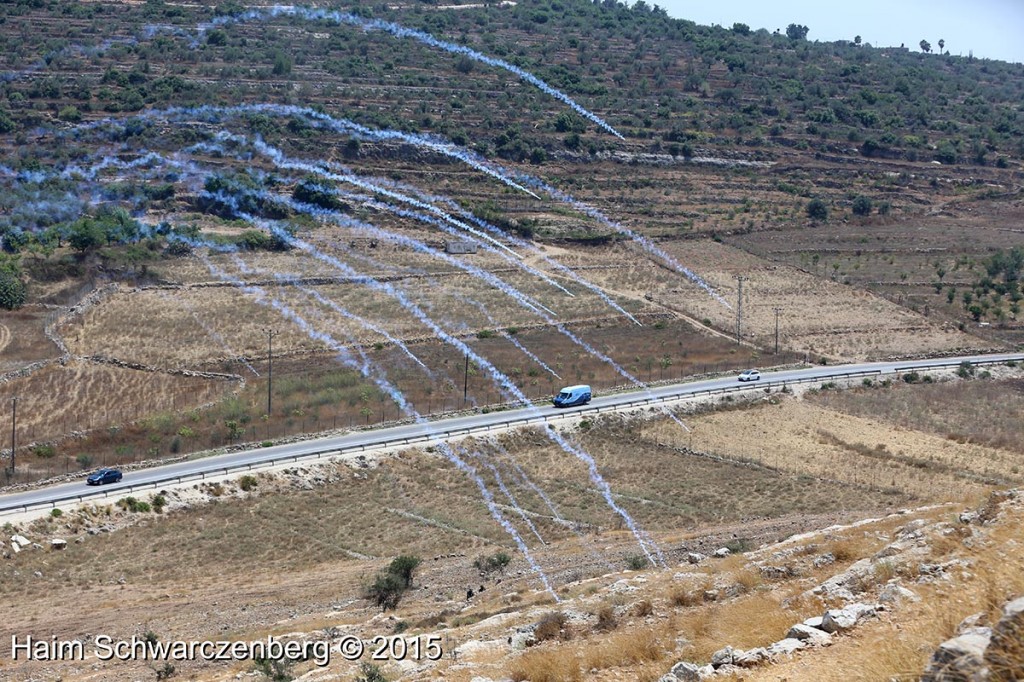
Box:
(289, 277, 431, 374)
(205, 253, 560, 599)
(206, 179, 558, 320)
(222, 174, 687, 441)
(513, 174, 731, 308)
(191, 6, 623, 139)
(465, 447, 547, 546)
(18, 135, 663, 561)
(154, 290, 260, 377)
(63, 105, 713, 313)
(202, 130, 575, 301)
(455, 294, 562, 381)
(210, 208, 662, 566)
(324, 184, 575, 298)
(187, 130, 561, 311)
(489, 438, 616, 572)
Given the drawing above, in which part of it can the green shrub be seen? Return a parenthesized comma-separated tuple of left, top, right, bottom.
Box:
(50, 508, 63, 518)
(239, 474, 258, 491)
(625, 554, 649, 570)
(388, 555, 422, 588)
(474, 551, 512, 576)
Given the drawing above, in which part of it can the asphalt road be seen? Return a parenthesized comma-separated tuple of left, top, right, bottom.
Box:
(1, 351, 1021, 514)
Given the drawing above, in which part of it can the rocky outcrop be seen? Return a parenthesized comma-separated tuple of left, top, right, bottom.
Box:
(921, 631, 992, 682)
(986, 596, 1024, 681)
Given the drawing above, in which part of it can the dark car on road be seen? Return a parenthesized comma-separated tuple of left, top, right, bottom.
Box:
(86, 468, 123, 485)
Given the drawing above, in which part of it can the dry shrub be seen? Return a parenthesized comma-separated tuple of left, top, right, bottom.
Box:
(581, 627, 665, 670)
(593, 604, 617, 632)
(508, 647, 581, 682)
(671, 587, 702, 608)
(633, 599, 654, 617)
(734, 568, 763, 593)
(678, 594, 808, 661)
(534, 612, 569, 643)
(824, 532, 883, 563)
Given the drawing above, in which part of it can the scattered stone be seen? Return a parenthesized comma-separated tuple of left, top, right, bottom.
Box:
(11, 535, 30, 548)
(32, 571, 42, 578)
(733, 647, 769, 667)
(686, 552, 707, 565)
(821, 603, 880, 633)
(50, 538, 67, 551)
(767, 638, 807, 657)
(803, 615, 825, 630)
(669, 661, 700, 681)
(697, 664, 715, 680)
(702, 589, 719, 603)
(921, 631, 991, 682)
(786, 624, 833, 646)
(760, 565, 791, 580)
(657, 675, 680, 682)
(712, 547, 731, 558)
(710, 645, 734, 668)
(957, 613, 988, 635)
(958, 510, 979, 526)
(812, 552, 835, 568)
(878, 581, 920, 604)
(985, 595, 1024, 680)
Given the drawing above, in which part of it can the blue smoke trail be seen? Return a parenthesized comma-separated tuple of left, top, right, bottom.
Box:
(454, 294, 562, 381)
(205, 253, 560, 599)
(210, 209, 663, 566)
(191, 6, 623, 139)
(213, 166, 689, 439)
(285, 276, 431, 375)
(13, 132, 665, 563)
(488, 438, 616, 572)
(463, 447, 547, 547)
(62, 105, 720, 312)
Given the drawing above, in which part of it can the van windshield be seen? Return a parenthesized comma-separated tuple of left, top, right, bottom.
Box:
(558, 392, 570, 399)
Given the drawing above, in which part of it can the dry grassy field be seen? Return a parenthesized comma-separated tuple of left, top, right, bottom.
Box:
(731, 201, 1024, 346)
(1, 373, 1019, 680)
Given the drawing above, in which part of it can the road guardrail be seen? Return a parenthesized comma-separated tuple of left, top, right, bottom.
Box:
(1, 354, 1020, 515)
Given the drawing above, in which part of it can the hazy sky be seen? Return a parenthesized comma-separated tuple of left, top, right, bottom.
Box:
(656, 0, 1024, 64)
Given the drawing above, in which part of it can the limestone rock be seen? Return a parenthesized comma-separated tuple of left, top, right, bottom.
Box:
(767, 638, 807, 657)
(821, 603, 880, 633)
(812, 552, 835, 568)
(803, 615, 825, 629)
(710, 645, 734, 667)
(713, 547, 731, 558)
(686, 552, 707, 565)
(733, 647, 769, 667)
(986, 596, 1024, 681)
(50, 538, 67, 551)
(879, 581, 920, 604)
(669, 661, 700, 681)
(786, 623, 833, 646)
(921, 631, 991, 682)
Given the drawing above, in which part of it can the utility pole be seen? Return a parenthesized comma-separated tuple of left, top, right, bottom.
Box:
(263, 329, 278, 416)
(734, 275, 748, 344)
(773, 307, 783, 355)
(463, 353, 470, 407)
(9, 396, 16, 476)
